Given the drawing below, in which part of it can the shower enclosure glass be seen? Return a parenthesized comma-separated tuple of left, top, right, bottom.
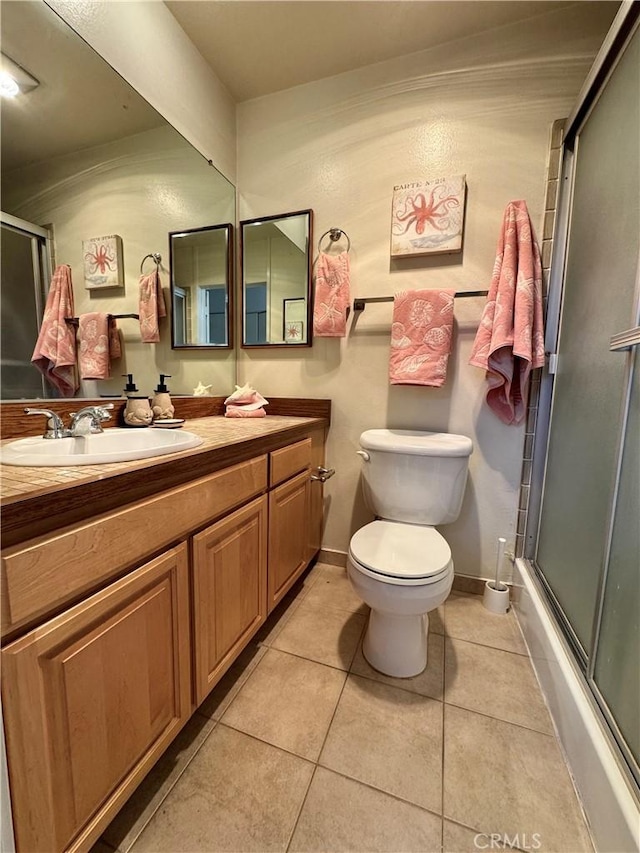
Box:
(529, 13, 639, 789)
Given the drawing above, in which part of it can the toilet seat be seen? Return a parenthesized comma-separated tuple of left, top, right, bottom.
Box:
(349, 520, 452, 586)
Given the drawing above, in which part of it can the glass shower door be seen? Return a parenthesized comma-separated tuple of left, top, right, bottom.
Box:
(535, 25, 639, 657)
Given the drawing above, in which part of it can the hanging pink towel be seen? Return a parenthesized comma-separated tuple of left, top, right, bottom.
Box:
(108, 318, 122, 360)
(78, 313, 121, 380)
(469, 200, 545, 425)
(389, 289, 455, 386)
(313, 251, 351, 337)
(31, 264, 79, 396)
(139, 269, 167, 343)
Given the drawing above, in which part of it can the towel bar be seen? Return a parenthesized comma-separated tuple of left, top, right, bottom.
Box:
(353, 291, 488, 312)
(65, 313, 140, 327)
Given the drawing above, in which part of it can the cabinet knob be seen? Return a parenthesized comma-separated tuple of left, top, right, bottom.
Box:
(311, 466, 335, 483)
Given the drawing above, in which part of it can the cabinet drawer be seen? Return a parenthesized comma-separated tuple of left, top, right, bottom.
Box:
(270, 438, 312, 487)
(1, 455, 267, 640)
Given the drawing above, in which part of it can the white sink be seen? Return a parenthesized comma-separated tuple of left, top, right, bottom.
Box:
(0, 427, 204, 467)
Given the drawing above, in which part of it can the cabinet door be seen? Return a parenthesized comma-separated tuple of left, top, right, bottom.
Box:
(192, 495, 267, 705)
(268, 469, 310, 612)
(1, 544, 191, 853)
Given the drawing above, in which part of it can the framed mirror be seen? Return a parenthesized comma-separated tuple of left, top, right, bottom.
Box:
(170, 224, 233, 349)
(241, 210, 313, 347)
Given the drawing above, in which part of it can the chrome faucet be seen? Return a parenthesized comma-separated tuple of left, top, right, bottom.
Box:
(24, 408, 70, 439)
(68, 404, 114, 436)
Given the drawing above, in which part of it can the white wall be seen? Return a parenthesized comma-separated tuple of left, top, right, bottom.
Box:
(4, 126, 236, 398)
(236, 5, 613, 576)
(46, 0, 237, 183)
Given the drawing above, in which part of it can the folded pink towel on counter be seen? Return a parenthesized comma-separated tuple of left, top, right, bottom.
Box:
(225, 406, 267, 418)
(224, 384, 269, 409)
(469, 200, 545, 425)
(389, 289, 455, 386)
(313, 251, 351, 337)
(31, 264, 79, 396)
(139, 269, 167, 343)
(78, 313, 121, 380)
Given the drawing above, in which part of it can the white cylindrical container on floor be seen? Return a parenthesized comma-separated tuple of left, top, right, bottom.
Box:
(483, 580, 510, 614)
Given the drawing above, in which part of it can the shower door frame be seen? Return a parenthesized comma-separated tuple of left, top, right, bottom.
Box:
(0, 211, 54, 400)
(524, 2, 640, 791)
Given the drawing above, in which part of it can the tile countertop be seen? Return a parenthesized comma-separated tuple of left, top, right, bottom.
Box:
(0, 416, 326, 547)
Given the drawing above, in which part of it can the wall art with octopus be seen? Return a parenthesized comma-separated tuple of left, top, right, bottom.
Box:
(82, 234, 124, 289)
(391, 175, 466, 258)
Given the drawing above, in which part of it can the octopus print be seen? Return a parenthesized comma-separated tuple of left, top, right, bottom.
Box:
(391, 175, 466, 258)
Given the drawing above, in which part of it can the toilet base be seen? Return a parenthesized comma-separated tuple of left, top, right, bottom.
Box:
(363, 610, 430, 677)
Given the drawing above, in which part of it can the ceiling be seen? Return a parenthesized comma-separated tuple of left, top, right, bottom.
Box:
(166, 0, 598, 102)
(1, 1, 164, 173)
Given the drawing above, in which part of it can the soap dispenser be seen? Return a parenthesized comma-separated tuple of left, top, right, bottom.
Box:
(122, 374, 153, 427)
(152, 374, 175, 421)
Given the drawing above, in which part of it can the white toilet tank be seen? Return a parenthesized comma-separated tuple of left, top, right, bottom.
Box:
(358, 429, 473, 525)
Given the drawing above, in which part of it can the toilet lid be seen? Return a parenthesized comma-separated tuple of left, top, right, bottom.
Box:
(349, 521, 451, 581)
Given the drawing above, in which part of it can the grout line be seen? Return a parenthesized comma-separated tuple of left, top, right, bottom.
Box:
(441, 640, 447, 853)
(444, 701, 556, 738)
(216, 721, 318, 769)
(285, 765, 320, 852)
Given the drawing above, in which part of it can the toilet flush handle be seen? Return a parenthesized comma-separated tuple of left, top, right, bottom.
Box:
(356, 450, 370, 462)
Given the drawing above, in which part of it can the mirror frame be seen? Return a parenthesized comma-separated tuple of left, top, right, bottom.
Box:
(240, 209, 313, 349)
(169, 223, 234, 350)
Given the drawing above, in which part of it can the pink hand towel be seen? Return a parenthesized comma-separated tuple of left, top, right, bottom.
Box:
(31, 264, 79, 396)
(389, 289, 455, 386)
(469, 200, 545, 425)
(313, 251, 351, 337)
(139, 269, 167, 343)
(78, 313, 121, 380)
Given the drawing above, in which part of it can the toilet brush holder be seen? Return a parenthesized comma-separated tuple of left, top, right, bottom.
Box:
(483, 580, 510, 614)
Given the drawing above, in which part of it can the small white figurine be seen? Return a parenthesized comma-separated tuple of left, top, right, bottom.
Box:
(193, 381, 213, 397)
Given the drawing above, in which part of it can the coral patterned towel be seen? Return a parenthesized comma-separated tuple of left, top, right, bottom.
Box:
(31, 264, 79, 396)
(139, 269, 167, 343)
(389, 289, 455, 386)
(78, 313, 121, 380)
(313, 251, 351, 337)
(469, 200, 545, 425)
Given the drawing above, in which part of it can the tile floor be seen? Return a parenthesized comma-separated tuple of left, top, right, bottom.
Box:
(95, 563, 593, 853)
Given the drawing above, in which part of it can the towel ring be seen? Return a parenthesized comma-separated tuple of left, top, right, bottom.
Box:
(140, 252, 162, 274)
(318, 228, 351, 253)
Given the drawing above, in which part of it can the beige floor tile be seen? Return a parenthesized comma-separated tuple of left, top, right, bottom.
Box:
(256, 582, 311, 646)
(102, 713, 216, 852)
(221, 648, 346, 760)
(445, 638, 553, 734)
(130, 725, 314, 852)
(444, 820, 504, 852)
(290, 767, 443, 852)
(271, 601, 367, 670)
(319, 675, 443, 813)
(196, 642, 267, 720)
(445, 593, 527, 655)
(303, 564, 369, 614)
(351, 632, 444, 700)
(444, 705, 593, 853)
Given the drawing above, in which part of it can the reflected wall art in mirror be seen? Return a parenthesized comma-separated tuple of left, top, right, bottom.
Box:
(170, 224, 233, 349)
(240, 210, 313, 348)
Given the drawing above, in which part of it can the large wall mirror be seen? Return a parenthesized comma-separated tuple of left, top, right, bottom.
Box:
(170, 224, 233, 349)
(241, 210, 313, 347)
(0, 0, 236, 400)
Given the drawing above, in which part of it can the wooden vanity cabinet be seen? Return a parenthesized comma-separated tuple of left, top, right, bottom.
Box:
(0, 424, 328, 852)
(1, 544, 191, 853)
(192, 495, 268, 705)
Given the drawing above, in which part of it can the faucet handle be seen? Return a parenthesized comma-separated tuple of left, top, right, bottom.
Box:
(24, 408, 68, 439)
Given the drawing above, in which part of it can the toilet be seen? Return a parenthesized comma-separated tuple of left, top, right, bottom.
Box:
(348, 429, 473, 678)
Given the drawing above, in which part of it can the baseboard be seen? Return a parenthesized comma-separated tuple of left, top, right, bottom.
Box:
(318, 549, 347, 567)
